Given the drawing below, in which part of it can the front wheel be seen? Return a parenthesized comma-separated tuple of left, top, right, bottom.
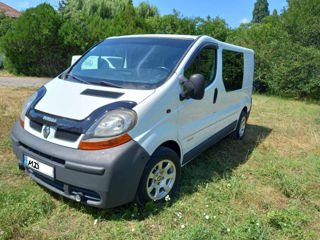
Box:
(136, 147, 181, 205)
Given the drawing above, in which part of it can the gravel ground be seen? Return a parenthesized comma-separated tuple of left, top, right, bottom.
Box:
(0, 77, 51, 87)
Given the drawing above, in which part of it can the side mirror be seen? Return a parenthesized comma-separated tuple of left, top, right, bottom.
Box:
(71, 55, 81, 66)
(179, 74, 205, 100)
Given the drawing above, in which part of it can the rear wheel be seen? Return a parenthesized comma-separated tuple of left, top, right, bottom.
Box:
(136, 147, 181, 205)
(231, 110, 247, 140)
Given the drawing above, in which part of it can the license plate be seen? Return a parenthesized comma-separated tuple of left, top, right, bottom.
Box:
(23, 154, 54, 178)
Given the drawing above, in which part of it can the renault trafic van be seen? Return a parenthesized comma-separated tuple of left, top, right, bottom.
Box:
(11, 34, 254, 208)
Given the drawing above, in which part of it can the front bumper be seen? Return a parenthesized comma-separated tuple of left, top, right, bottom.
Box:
(10, 121, 150, 208)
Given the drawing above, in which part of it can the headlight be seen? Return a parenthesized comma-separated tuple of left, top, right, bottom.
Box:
(20, 87, 46, 128)
(79, 109, 137, 150)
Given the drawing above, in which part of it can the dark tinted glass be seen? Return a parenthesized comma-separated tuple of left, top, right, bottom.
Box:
(69, 38, 194, 89)
(184, 46, 217, 87)
(222, 50, 244, 91)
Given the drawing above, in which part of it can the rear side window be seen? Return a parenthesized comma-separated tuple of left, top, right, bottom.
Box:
(184, 45, 217, 88)
(222, 50, 244, 91)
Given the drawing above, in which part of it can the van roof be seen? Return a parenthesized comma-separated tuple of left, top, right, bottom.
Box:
(108, 34, 198, 40)
(107, 34, 254, 54)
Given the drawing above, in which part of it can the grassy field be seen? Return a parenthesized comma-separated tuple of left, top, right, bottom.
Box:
(0, 87, 319, 239)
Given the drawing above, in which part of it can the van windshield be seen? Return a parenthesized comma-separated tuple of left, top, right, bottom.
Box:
(67, 37, 194, 89)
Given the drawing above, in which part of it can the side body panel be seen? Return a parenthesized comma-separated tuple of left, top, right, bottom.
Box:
(176, 40, 233, 157)
(130, 72, 182, 157)
(132, 36, 254, 165)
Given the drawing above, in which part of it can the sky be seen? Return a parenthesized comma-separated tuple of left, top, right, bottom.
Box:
(3, 0, 287, 28)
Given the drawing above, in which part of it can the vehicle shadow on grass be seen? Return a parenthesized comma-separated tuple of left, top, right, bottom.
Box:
(46, 124, 272, 220)
(178, 124, 272, 197)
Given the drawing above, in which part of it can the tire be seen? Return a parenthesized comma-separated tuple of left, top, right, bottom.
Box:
(231, 110, 247, 140)
(136, 146, 181, 205)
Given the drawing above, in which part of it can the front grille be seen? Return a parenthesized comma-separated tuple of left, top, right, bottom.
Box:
(21, 143, 65, 165)
(30, 120, 43, 133)
(29, 118, 81, 143)
(55, 129, 81, 142)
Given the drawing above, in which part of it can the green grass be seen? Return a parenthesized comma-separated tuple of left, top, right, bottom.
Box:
(0, 87, 319, 239)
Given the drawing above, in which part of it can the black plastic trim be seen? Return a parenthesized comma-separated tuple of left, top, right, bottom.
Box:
(27, 101, 137, 134)
(182, 121, 237, 165)
(30, 119, 43, 132)
(213, 88, 218, 104)
(20, 142, 66, 165)
(81, 89, 124, 99)
(55, 129, 81, 142)
(65, 161, 105, 175)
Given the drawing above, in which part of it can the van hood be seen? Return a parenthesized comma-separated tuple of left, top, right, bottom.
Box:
(35, 78, 155, 120)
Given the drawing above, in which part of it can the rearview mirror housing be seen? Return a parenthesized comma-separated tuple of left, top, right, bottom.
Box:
(179, 74, 205, 100)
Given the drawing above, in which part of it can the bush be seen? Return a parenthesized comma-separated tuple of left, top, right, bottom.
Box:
(59, 12, 110, 56)
(0, 4, 67, 77)
(0, 14, 14, 38)
(227, 14, 320, 100)
(106, 0, 148, 36)
(146, 11, 197, 35)
(196, 16, 230, 41)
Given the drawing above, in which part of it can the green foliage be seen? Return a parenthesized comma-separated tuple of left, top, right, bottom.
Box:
(59, 0, 128, 19)
(0, 4, 67, 77)
(136, 2, 159, 18)
(281, 0, 320, 48)
(106, 0, 148, 36)
(196, 16, 230, 41)
(147, 10, 197, 35)
(0, 13, 14, 38)
(252, 0, 270, 23)
(59, 12, 110, 54)
(228, 1, 320, 100)
(1, 0, 319, 100)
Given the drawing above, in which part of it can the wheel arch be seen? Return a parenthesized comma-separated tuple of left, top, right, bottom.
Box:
(242, 106, 248, 113)
(157, 140, 181, 161)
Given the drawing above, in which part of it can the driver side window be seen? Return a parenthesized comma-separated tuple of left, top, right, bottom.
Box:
(184, 45, 217, 88)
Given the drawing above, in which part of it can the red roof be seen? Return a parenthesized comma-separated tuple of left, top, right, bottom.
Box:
(0, 2, 21, 18)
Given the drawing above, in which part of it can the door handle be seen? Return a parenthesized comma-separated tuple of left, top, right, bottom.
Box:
(213, 88, 218, 104)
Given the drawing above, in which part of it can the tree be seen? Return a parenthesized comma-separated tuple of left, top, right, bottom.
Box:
(136, 2, 159, 18)
(228, 13, 320, 100)
(106, 0, 148, 36)
(272, 9, 278, 17)
(59, 12, 109, 54)
(0, 4, 66, 76)
(0, 13, 14, 38)
(252, 0, 270, 23)
(281, 0, 320, 48)
(146, 10, 197, 35)
(59, 0, 127, 19)
(196, 16, 230, 41)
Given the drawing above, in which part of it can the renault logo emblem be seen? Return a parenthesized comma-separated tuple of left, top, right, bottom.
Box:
(43, 125, 50, 139)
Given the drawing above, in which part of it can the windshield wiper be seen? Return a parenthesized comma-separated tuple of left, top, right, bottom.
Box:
(65, 73, 89, 84)
(97, 81, 123, 88)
